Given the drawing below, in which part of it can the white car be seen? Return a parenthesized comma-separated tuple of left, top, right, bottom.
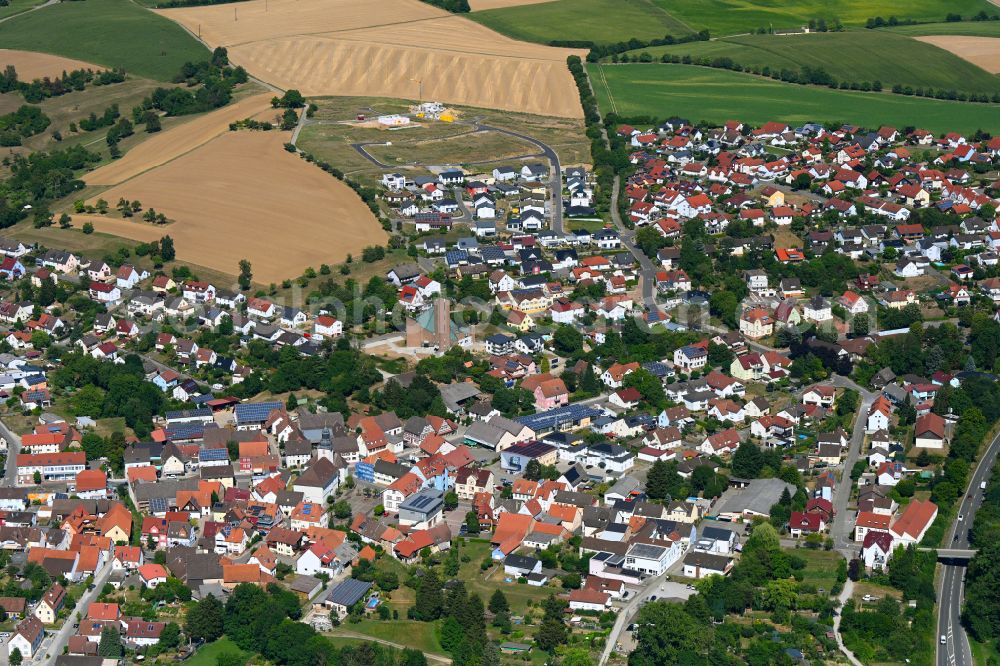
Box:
(940, 635, 947, 645)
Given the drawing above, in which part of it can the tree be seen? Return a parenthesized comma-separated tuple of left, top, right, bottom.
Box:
(33, 470, 41, 485)
(185, 593, 224, 642)
(9, 648, 21, 666)
(333, 500, 352, 519)
(731, 441, 764, 478)
(852, 313, 869, 336)
(272, 89, 305, 108)
(579, 362, 600, 395)
(623, 368, 666, 408)
(98, 625, 122, 657)
(553, 324, 583, 356)
(440, 615, 465, 651)
(464, 511, 480, 535)
(280, 108, 299, 130)
(444, 491, 458, 511)
(238, 259, 253, 291)
(413, 568, 443, 621)
(646, 460, 671, 500)
(535, 595, 568, 652)
(562, 649, 596, 666)
(963, 540, 1000, 642)
(401, 648, 429, 666)
(524, 458, 542, 481)
(160, 235, 175, 260)
(82, 221, 94, 234)
(709, 291, 739, 329)
(159, 622, 181, 649)
(630, 601, 710, 666)
(488, 589, 509, 615)
(636, 225, 666, 258)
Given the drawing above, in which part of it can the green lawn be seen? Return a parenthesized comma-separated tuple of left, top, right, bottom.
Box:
(971, 636, 1000, 665)
(332, 619, 445, 655)
(0, 0, 209, 81)
(455, 539, 554, 614)
(652, 0, 998, 37)
(888, 20, 1000, 37)
(187, 637, 249, 666)
(788, 547, 841, 593)
(625, 29, 1000, 96)
(469, 0, 694, 44)
(588, 63, 1000, 133)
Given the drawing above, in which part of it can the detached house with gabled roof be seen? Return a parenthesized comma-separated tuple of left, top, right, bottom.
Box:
(914, 412, 947, 449)
(292, 457, 342, 504)
(601, 362, 640, 389)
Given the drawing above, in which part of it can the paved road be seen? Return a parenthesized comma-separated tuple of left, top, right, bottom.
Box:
(0, 417, 21, 486)
(828, 375, 876, 556)
(475, 123, 564, 236)
(598, 568, 675, 666)
(39, 562, 114, 666)
(289, 104, 310, 146)
(349, 119, 564, 233)
(936, 427, 1000, 666)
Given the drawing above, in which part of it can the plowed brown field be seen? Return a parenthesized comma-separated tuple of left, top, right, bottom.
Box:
(84, 93, 275, 187)
(80, 130, 386, 282)
(0, 49, 104, 80)
(158, 0, 582, 118)
(915, 35, 1000, 73)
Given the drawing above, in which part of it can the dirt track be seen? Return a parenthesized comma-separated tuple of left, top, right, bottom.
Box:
(80, 130, 386, 282)
(84, 93, 275, 186)
(915, 35, 1000, 73)
(0, 49, 104, 80)
(158, 0, 583, 118)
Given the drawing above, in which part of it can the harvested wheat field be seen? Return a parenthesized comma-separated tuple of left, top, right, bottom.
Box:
(915, 35, 1000, 73)
(469, 0, 555, 10)
(0, 49, 104, 80)
(158, 0, 583, 118)
(81, 130, 386, 282)
(85, 93, 275, 187)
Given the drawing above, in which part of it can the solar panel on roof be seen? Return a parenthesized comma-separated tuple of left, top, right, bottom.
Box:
(199, 448, 229, 461)
(517, 404, 603, 431)
(234, 401, 283, 423)
(149, 497, 167, 513)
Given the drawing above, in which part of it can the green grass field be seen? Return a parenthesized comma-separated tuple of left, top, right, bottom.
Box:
(0, 0, 209, 81)
(653, 0, 997, 37)
(888, 21, 1000, 37)
(470, 0, 996, 42)
(331, 619, 445, 655)
(588, 63, 1000, 133)
(469, 0, 694, 44)
(787, 548, 841, 593)
(188, 637, 249, 666)
(0, 0, 46, 20)
(626, 29, 1000, 96)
